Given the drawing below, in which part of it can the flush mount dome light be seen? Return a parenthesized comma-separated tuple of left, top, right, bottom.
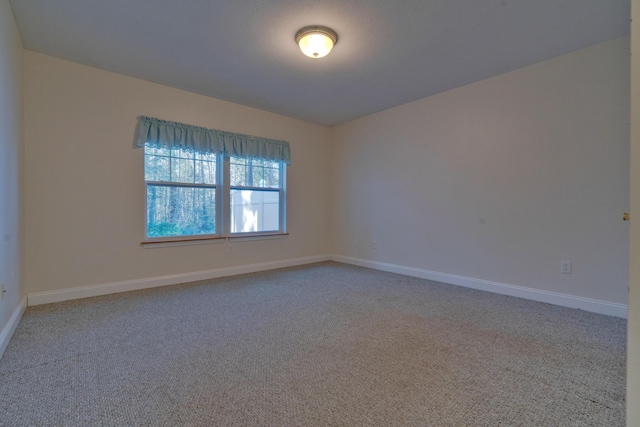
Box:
(295, 26, 338, 58)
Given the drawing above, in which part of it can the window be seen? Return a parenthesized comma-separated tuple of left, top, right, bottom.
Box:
(136, 116, 290, 241)
(145, 147, 220, 238)
(144, 147, 286, 240)
(230, 157, 285, 234)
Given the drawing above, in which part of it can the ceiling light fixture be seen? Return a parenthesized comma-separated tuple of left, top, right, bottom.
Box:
(295, 26, 338, 59)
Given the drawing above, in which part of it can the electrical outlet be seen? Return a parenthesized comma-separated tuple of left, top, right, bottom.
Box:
(373, 240, 378, 249)
(561, 261, 572, 274)
(354, 238, 359, 247)
(228, 244, 234, 253)
(1, 284, 5, 301)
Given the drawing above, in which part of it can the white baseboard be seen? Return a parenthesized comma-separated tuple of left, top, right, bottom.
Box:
(331, 255, 628, 318)
(0, 296, 27, 360)
(28, 255, 331, 306)
(26, 253, 628, 318)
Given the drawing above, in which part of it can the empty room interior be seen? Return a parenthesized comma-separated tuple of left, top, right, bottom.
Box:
(1, 0, 640, 425)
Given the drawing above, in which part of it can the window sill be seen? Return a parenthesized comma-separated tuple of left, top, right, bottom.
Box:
(229, 232, 289, 242)
(141, 233, 288, 248)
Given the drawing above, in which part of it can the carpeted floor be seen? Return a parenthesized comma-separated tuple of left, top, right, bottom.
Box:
(0, 262, 626, 426)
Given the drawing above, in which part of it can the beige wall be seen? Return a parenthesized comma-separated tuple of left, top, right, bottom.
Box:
(23, 52, 332, 294)
(21, 35, 630, 311)
(331, 36, 630, 305)
(628, 0, 640, 422)
(0, 0, 24, 341)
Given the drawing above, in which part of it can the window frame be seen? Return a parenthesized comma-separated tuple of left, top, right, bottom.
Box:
(143, 146, 286, 243)
(227, 160, 287, 237)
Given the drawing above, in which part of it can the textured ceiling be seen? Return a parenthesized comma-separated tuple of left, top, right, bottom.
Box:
(9, 0, 630, 126)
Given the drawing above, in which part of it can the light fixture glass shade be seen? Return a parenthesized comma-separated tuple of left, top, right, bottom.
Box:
(295, 26, 338, 59)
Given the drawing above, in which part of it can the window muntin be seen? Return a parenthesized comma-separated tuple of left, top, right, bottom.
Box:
(144, 148, 285, 239)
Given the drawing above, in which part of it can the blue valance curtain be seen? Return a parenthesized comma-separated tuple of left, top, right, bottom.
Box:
(135, 116, 291, 165)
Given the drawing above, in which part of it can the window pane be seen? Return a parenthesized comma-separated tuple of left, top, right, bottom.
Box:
(171, 157, 195, 183)
(195, 152, 216, 162)
(230, 157, 280, 188)
(256, 161, 279, 188)
(195, 158, 216, 184)
(171, 148, 193, 159)
(230, 157, 248, 186)
(145, 146, 170, 156)
(230, 189, 279, 233)
(147, 185, 216, 237)
(144, 154, 170, 182)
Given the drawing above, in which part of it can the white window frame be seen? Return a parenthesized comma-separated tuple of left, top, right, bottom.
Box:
(143, 147, 286, 243)
(226, 160, 286, 237)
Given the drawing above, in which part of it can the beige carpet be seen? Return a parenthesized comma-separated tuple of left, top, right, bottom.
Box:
(0, 262, 626, 426)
